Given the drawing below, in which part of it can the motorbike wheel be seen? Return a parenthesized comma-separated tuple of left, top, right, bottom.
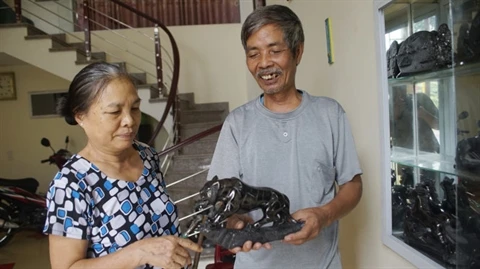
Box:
(0, 204, 15, 247)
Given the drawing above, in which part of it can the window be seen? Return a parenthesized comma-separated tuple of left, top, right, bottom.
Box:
(30, 91, 67, 118)
(385, 27, 408, 50)
(413, 14, 437, 33)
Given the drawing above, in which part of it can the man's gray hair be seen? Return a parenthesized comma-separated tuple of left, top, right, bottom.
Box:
(241, 5, 305, 57)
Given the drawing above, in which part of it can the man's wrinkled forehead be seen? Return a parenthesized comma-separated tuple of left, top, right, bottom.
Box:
(245, 24, 286, 50)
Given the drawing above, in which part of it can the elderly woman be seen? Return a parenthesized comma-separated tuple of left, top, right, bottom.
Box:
(43, 62, 201, 269)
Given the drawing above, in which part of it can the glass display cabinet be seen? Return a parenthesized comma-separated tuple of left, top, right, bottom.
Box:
(377, 0, 480, 268)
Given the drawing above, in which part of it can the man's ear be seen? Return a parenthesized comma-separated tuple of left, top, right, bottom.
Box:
(295, 43, 304, 66)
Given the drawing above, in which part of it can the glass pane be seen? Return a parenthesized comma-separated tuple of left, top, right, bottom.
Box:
(384, 1, 480, 267)
(390, 84, 415, 152)
(414, 81, 441, 153)
(412, 3, 438, 33)
(385, 3, 410, 51)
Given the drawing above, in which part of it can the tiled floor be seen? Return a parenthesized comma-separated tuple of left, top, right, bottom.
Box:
(0, 230, 214, 269)
(0, 230, 50, 269)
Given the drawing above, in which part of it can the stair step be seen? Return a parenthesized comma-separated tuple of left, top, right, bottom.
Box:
(193, 102, 229, 111)
(180, 136, 218, 155)
(180, 121, 223, 139)
(48, 46, 79, 52)
(147, 85, 162, 99)
(26, 25, 47, 36)
(180, 109, 226, 124)
(0, 23, 25, 28)
(130, 72, 147, 85)
(25, 33, 65, 40)
(77, 51, 107, 62)
(177, 93, 195, 110)
(170, 154, 212, 172)
(75, 58, 105, 65)
(76, 58, 123, 67)
(24, 33, 74, 51)
(48, 46, 106, 61)
(148, 96, 168, 103)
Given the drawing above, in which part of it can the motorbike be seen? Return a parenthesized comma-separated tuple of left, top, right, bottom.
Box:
(0, 136, 71, 247)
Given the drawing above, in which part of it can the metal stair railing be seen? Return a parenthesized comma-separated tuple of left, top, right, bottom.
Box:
(12, 0, 177, 130)
(158, 123, 223, 211)
(10, 0, 227, 231)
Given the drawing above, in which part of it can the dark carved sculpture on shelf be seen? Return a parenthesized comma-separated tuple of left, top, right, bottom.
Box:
(387, 23, 452, 78)
(441, 177, 480, 268)
(387, 40, 400, 78)
(456, 12, 480, 64)
(391, 168, 413, 231)
(192, 176, 304, 249)
(403, 179, 457, 266)
(396, 174, 480, 268)
(455, 119, 480, 173)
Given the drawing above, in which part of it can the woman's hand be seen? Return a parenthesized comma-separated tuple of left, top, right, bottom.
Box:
(137, 235, 202, 269)
(226, 214, 272, 254)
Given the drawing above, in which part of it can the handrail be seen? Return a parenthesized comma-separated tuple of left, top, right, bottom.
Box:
(86, 6, 177, 73)
(10, 0, 225, 175)
(17, 7, 157, 81)
(103, 0, 180, 146)
(158, 124, 223, 157)
(15, 0, 160, 82)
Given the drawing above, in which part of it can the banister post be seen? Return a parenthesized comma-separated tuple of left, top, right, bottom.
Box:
(253, 0, 266, 10)
(14, 0, 22, 23)
(154, 25, 165, 97)
(83, 0, 92, 61)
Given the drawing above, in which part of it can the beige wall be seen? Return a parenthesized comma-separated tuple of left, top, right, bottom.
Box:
(266, 0, 414, 267)
(0, 65, 87, 193)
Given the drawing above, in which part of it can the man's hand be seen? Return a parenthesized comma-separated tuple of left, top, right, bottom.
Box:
(226, 214, 272, 253)
(283, 207, 328, 245)
(284, 175, 362, 246)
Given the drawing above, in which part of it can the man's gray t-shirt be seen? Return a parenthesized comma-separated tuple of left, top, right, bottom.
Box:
(207, 90, 362, 269)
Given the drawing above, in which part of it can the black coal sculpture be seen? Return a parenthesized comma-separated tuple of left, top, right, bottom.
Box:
(192, 176, 304, 249)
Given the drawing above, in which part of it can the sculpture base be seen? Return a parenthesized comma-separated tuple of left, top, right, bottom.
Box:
(199, 221, 304, 249)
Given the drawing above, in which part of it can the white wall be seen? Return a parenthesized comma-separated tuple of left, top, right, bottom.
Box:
(170, 24, 248, 109)
(0, 64, 87, 194)
(266, 0, 414, 267)
(68, 23, 248, 110)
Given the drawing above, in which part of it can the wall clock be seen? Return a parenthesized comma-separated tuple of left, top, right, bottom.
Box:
(0, 72, 16, 100)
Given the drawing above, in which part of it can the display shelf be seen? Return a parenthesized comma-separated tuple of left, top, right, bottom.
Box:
(388, 62, 480, 85)
(380, 0, 480, 267)
(390, 146, 480, 181)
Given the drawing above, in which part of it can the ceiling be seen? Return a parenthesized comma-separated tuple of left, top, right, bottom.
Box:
(0, 53, 27, 66)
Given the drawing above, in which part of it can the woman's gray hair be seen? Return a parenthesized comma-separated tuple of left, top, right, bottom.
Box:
(241, 5, 305, 57)
(57, 61, 135, 125)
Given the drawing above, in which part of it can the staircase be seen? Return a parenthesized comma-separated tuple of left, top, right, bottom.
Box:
(0, 22, 173, 129)
(165, 93, 228, 233)
(0, 21, 228, 234)
(0, 23, 157, 87)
